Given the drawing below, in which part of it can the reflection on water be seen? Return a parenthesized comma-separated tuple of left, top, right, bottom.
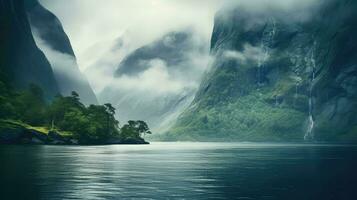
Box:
(1, 142, 357, 199)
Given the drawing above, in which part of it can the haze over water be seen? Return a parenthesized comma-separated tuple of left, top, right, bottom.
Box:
(1, 142, 357, 199)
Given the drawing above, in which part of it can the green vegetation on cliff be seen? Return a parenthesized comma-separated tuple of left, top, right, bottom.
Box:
(165, 0, 357, 142)
(162, 90, 306, 142)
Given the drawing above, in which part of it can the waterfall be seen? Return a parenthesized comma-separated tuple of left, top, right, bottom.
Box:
(258, 18, 276, 86)
(304, 44, 317, 141)
(275, 95, 279, 107)
(294, 82, 299, 107)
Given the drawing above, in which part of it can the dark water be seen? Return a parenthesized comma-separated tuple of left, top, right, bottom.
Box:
(1, 142, 357, 200)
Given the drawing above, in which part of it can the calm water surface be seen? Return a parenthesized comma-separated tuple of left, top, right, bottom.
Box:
(1, 142, 357, 200)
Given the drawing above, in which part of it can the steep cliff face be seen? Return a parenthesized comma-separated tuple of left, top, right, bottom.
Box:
(26, 0, 98, 105)
(168, 0, 357, 141)
(101, 30, 209, 132)
(0, 0, 59, 99)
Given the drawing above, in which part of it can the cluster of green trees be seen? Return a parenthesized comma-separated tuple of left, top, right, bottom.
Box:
(121, 120, 152, 139)
(0, 71, 151, 144)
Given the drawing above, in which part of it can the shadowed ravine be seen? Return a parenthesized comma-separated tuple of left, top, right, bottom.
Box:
(1, 142, 357, 199)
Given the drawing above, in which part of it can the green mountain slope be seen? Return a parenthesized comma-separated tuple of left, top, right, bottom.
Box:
(165, 0, 357, 142)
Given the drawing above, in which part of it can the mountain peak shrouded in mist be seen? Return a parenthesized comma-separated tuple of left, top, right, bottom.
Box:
(115, 31, 198, 76)
(26, 0, 98, 105)
(165, 0, 357, 142)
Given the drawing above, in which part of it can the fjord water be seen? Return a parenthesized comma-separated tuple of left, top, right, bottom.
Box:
(1, 143, 357, 200)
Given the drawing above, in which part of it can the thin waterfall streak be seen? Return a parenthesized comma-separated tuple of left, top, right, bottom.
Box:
(257, 18, 276, 86)
(294, 83, 299, 107)
(304, 43, 316, 141)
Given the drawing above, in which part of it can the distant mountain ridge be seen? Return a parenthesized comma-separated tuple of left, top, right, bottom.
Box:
(115, 31, 203, 76)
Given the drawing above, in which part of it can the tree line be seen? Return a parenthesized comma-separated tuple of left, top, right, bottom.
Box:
(0, 72, 151, 144)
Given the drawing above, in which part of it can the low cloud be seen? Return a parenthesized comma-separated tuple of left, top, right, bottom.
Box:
(98, 54, 210, 131)
(112, 59, 190, 94)
(219, 0, 321, 30)
(32, 29, 80, 82)
(231, 0, 319, 10)
(223, 43, 266, 65)
(106, 51, 212, 96)
(83, 38, 128, 93)
(39, 0, 225, 73)
(39, 0, 321, 93)
(84, 28, 212, 95)
(32, 29, 96, 102)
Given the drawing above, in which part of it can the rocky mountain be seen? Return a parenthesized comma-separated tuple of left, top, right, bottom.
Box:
(166, 0, 357, 142)
(100, 30, 209, 132)
(0, 0, 59, 99)
(26, 0, 98, 105)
